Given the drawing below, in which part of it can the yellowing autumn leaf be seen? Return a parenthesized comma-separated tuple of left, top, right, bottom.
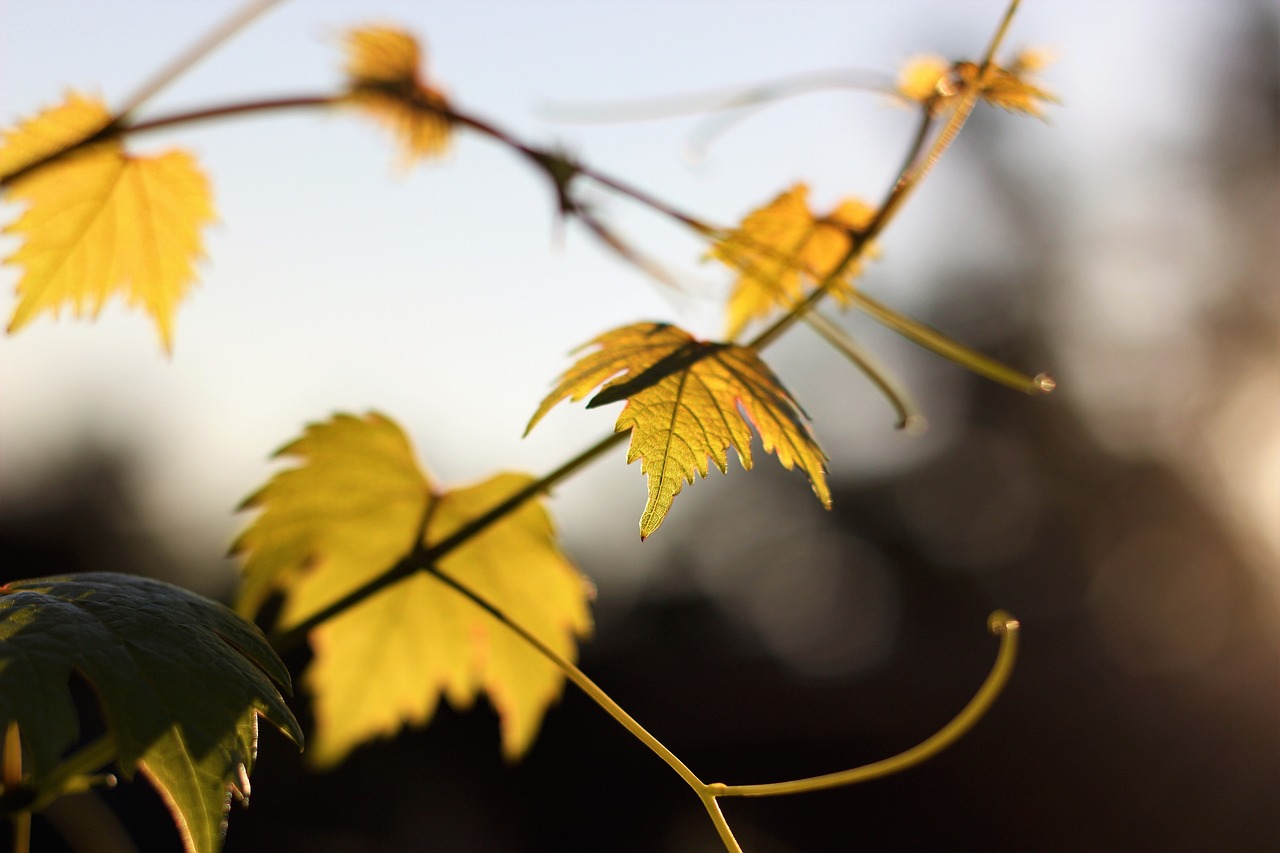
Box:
(232, 412, 592, 767)
(340, 25, 451, 168)
(961, 48, 1059, 117)
(1, 92, 215, 351)
(709, 184, 875, 340)
(896, 55, 955, 104)
(526, 322, 830, 539)
(0, 91, 110, 179)
(896, 50, 1058, 119)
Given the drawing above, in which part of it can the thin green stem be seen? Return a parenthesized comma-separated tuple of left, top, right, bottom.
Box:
(424, 565, 706, 791)
(852, 292, 1054, 394)
(981, 0, 1024, 69)
(711, 611, 1019, 798)
(701, 794, 745, 853)
(270, 431, 626, 652)
(433, 434, 626, 558)
(2, 722, 20, 793)
(743, 104, 935, 354)
(803, 310, 925, 431)
(29, 736, 118, 813)
(11, 811, 29, 853)
(370, 564, 1018, 853)
(747, 0, 1022, 355)
(741, 112, 905, 355)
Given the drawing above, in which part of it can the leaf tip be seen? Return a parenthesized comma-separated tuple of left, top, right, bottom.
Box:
(638, 506, 666, 540)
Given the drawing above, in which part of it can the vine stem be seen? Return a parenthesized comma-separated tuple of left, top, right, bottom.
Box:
(3, 723, 29, 853)
(408, 562, 1021, 853)
(10, 813, 28, 853)
(443, 108, 714, 233)
(746, 0, 1023, 355)
(270, 430, 627, 653)
(422, 565, 705, 791)
(711, 611, 1020, 798)
(803, 310, 924, 430)
(851, 291, 1054, 394)
(0, 96, 337, 188)
(28, 736, 117, 813)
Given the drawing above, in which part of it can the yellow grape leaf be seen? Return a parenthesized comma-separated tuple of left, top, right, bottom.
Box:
(0, 91, 110, 179)
(709, 184, 875, 340)
(232, 412, 592, 767)
(896, 50, 1058, 118)
(526, 322, 830, 539)
(340, 25, 451, 168)
(1, 92, 215, 351)
(961, 48, 1060, 118)
(895, 55, 955, 104)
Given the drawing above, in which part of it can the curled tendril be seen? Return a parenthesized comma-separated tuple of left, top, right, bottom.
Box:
(708, 610, 1020, 801)
(693, 611, 1021, 853)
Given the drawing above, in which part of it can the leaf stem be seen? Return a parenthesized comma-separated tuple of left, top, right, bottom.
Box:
(444, 108, 713, 233)
(423, 564, 706, 792)
(803, 311, 925, 430)
(0, 95, 337, 187)
(2, 722, 20, 793)
(412, 578, 1016, 848)
(701, 795, 745, 853)
(364, 556, 1017, 853)
(29, 735, 118, 813)
(10, 811, 29, 853)
(125, 96, 337, 136)
(741, 108, 930, 355)
(270, 431, 626, 652)
(746, 0, 1022, 354)
(426, 433, 627, 559)
(851, 291, 1054, 394)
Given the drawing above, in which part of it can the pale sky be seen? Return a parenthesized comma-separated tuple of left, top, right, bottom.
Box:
(2, 1, 1274, 595)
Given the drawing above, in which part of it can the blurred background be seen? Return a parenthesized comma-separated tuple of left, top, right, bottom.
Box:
(2, 1, 1278, 850)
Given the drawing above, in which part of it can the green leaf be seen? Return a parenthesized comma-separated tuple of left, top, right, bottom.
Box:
(0, 572, 302, 853)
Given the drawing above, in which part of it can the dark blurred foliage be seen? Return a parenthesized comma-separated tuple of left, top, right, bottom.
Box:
(3, 6, 1279, 852)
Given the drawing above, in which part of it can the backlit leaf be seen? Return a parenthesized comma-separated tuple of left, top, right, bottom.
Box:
(895, 55, 955, 104)
(340, 25, 452, 168)
(0, 572, 301, 853)
(233, 413, 592, 766)
(526, 322, 830, 539)
(1, 92, 215, 351)
(896, 50, 1057, 118)
(961, 49, 1059, 117)
(709, 184, 875, 339)
(0, 91, 110, 179)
